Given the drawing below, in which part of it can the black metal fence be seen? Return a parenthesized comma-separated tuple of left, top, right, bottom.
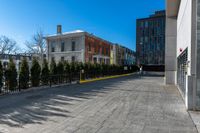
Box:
(0, 72, 80, 94)
(0, 65, 139, 95)
(80, 65, 139, 80)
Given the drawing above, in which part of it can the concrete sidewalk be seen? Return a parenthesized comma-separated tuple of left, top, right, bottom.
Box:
(0, 75, 198, 133)
(189, 111, 200, 133)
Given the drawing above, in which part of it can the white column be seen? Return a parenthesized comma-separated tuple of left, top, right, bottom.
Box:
(165, 17, 177, 85)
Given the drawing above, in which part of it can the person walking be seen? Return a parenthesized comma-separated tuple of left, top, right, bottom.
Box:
(140, 65, 143, 76)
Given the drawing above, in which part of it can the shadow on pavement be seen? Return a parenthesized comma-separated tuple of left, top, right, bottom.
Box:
(0, 74, 139, 128)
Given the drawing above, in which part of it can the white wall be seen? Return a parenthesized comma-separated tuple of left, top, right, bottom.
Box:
(177, 0, 192, 75)
(176, 0, 198, 110)
(47, 34, 85, 63)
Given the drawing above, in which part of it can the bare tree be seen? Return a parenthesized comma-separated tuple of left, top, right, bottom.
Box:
(0, 36, 19, 55)
(25, 30, 46, 62)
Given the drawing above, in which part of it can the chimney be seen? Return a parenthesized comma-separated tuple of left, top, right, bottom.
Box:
(57, 25, 62, 34)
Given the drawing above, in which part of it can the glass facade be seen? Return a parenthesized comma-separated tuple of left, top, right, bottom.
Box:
(136, 10, 166, 65)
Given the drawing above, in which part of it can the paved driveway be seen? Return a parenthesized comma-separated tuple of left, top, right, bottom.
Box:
(0, 75, 198, 133)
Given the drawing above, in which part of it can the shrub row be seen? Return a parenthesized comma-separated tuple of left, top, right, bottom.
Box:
(0, 58, 139, 92)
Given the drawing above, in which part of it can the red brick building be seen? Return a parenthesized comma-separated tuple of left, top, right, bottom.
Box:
(85, 35, 111, 64)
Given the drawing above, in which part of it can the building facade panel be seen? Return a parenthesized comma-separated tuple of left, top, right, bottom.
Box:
(165, 0, 200, 110)
(196, 0, 200, 108)
(46, 33, 85, 63)
(85, 35, 111, 64)
(114, 44, 125, 66)
(136, 10, 166, 65)
(124, 47, 136, 65)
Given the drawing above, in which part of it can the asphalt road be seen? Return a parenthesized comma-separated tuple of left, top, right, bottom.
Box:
(0, 75, 198, 133)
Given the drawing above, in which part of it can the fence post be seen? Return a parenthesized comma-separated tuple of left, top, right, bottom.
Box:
(80, 69, 85, 81)
(18, 80, 21, 92)
(79, 71, 81, 84)
(69, 72, 72, 83)
(49, 76, 52, 87)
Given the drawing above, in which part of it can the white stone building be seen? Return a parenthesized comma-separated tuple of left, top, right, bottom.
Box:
(165, 0, 200, 110)
(46, 29, 85, 63)
(0, 54, 32, 71)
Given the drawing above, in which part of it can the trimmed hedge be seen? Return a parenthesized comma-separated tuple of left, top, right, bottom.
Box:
(0, 58, 139, 92)
(0, 60, 3, 89)
(4, 58, 17, 91)
(19, 57, 29, 89)
(31, 58, 41, 87)
(41, 59, 50, 85)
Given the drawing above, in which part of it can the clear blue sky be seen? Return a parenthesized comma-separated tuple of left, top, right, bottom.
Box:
(0, 0, 165, 51)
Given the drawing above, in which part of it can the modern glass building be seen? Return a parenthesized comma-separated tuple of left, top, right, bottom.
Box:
(136, 10, 166, 65)
(166, 0, 200, 110)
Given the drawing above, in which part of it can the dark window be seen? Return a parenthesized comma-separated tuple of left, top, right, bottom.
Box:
(107, 59, 110, 65)
(89, 56, 92, 61)
(61, 57, 64, 62)
(3, 62, 8, 68)
(102, 47, 104, 55)
(93, 57, 97, 63)
(95, 44, 98, 53)
(61, 42, 65, 52)
(152, 29, 154, 35)
(51, 42, 55, 52)
(72, 56, 75, 62)
(99, 58, 102, 64)
(98, 46, 100, 54)
(16, 55, 20, 60)
(140, 22, 143, 28)
(106, 48, 109, 56)
(19, 62, 21, 70)
(88, 43, 91, 51)
(51, 57, 55, 62)
(72, 41, 75, 51)
(145, 21, 148, 28)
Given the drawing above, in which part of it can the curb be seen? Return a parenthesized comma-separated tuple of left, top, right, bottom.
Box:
(80, 73, 137, 84)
